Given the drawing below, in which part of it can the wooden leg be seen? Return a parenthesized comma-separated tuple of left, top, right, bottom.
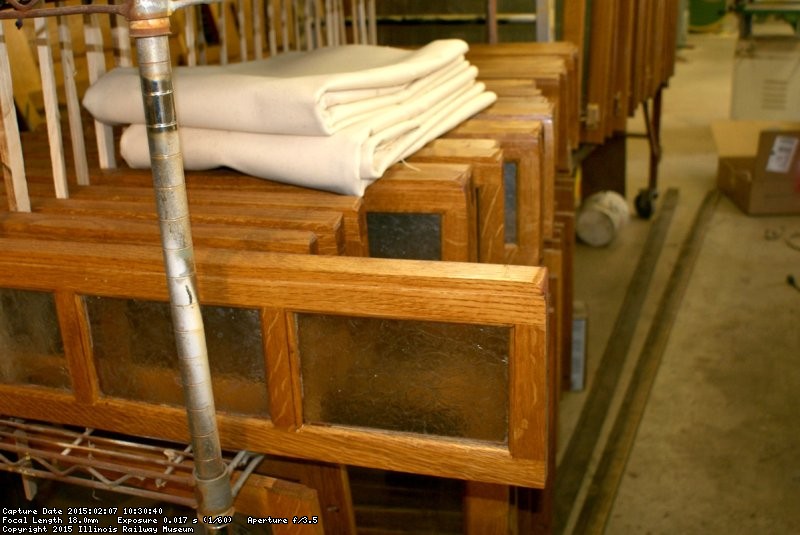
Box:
(300, 463, 357, 534)
(517, 237, 561, 533)
(516, 486, 554, 535)
(257, 457, 357, 534)
(234, 473, 325, 534)
(464, 481, 513, 535)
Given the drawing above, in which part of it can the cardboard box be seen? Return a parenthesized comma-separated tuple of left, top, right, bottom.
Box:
(711, 120, 800, 215)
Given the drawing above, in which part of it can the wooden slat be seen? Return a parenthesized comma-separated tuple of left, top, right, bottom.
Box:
(20, 161, 362, 258)
(1, 19, 44, 131)
(20, 166, 367, 255)
(367, 0, 376, 45)
(0, 236, 547, 328)
(34, 17, 69, 199)
(324, 0, 334, 45)
(336, 0, 346, 45)
(55, 291, 99, 404)
(313, 0, 324, 48)
(282, 0, 292, 51)
(110, 14, 132, 67)
(302, 0, 314, 50)
(184, 4, 198, 66)
(483, 78, 540, 98)
(292, 0, 301, 50)
(0, 386, 550, 488)
(0, 22, 31, 212)
(56, 12, 90, 186)
(509, 324, 548, 460)
(0, 210, 319, 255)
(44, 182, 367, 257)
(266, 0, 277, 55)
(83, 13, 116, 169)
(262, 307, 303, 429)
(253, 0, 264, 58)
(357, 0, 368, 44)
(486, 0, 498, 44)
(218, 0, 230, 64)
(30, 197, 346, 255)
(234, 0, 247, 60)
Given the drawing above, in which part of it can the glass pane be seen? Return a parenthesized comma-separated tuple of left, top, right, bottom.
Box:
(85, 297, 269, 416)
(0, 288, 69, 389)
(296, 314, 509, 443)
(367, 213, 442, 260)
(504, 161, 518, 245)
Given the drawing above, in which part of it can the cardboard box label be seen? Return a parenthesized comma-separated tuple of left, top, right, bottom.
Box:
(766, 135, 799, 174)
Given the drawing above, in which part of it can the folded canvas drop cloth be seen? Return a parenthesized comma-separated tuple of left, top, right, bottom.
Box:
(120, 82, 496, 195)
(83, 40, 473, 137)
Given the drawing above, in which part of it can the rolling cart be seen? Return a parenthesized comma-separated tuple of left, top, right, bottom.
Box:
(635, 85, 664, 219)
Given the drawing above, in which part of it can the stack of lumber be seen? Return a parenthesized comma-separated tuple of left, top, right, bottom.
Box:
(0, 3, 582, 532)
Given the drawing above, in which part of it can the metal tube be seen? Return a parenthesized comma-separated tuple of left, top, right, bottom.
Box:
(0, 466, 197, 508)
(130, 13, 233, 525)
(230, 454, 265, 497)
(0, 442, 195, 486)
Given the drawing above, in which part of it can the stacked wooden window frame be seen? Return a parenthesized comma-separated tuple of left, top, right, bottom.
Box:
(0, 241, 551, 489)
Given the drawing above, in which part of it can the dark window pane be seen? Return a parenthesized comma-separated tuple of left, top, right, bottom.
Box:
(367, 213, 442, 260)
(504, 161, 518, 245)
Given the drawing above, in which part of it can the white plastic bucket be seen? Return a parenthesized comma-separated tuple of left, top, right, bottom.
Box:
(576, 191, 630, 247)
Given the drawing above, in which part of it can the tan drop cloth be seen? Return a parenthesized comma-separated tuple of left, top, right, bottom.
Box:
(83, 40, 496, 195)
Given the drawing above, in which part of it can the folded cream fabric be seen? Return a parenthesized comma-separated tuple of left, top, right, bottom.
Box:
(83, 40, 474, 136)
(120, 82, 496, 195)
(84, 39, 497, 195)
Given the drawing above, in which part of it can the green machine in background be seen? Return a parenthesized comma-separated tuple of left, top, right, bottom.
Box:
(690, 0, 728, 31)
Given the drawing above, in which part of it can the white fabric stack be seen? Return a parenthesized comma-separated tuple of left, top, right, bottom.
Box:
(83, 40, 496, 195)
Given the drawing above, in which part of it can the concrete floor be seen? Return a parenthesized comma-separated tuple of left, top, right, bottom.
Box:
(560, 21, 800, 535)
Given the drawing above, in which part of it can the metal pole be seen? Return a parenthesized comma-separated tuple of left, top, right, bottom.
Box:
(128, 2, 234, 526)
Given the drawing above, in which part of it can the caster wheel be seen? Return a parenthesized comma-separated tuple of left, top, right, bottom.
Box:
(635, 189, 657, 219)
